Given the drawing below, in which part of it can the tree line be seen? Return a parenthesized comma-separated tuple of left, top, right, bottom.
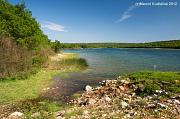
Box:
(62, 40, 180, 49)
(0, 0, 61, 80)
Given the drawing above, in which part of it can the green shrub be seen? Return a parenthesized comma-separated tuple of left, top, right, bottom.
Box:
(123, 71, 180, 96)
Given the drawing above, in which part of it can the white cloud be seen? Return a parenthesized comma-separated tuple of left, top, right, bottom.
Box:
(41, 21, 67, 32)
(116, 4, 138, 23)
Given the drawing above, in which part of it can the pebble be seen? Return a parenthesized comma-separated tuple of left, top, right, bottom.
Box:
(8, 112, 23, 119)
(174, 99, 180, 105)
(85, 85, 93, 91)
(121, 101, 128, 108)
(158, 103, 168, 108)
(105, 96, 111, 102)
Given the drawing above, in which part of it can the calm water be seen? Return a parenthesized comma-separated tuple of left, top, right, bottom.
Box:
(65, 48, 180, 77)
(43, 48, 180, 101)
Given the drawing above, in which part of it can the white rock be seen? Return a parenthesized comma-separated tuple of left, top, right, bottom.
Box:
(31, 112, 40, 118)
(147, 96, 153, 100)
(158, 103, 168, 108)
(119, 86, 125, 91)
(154, 109, 158, 112)
(120, 80, 126, 83)
(124, 114, 130, 118)
(131, 93, 136, 97)
(85, 85, 93, 91)
(174, 99, 180, 105)
(8, 112, 23, 118)
(121, 101, 128, 108)
(56, 116, 65, 119)
(105, 96, 111, 102)
(167, 99, 173, 103)
(147, 103, 156, 108)
(102, 114, 107, 117)
(88, 98, 96, 105)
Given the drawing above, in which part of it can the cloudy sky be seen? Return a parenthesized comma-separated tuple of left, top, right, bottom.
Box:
(10, 0, 180, 43)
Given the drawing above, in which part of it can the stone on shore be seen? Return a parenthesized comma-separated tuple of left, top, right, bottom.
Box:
(85, 85, 93, 91)
(7, 112, 23, 119)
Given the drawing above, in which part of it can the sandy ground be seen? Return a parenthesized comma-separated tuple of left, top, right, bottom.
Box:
(49, 53, 75, 61)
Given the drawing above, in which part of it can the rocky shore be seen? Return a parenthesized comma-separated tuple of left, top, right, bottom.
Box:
(54, 77, 180, 119)
(5, 75, 180, 119)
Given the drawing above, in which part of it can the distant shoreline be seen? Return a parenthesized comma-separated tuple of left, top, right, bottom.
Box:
(61, 40, 180, 49)
(63, 47, 180, 50)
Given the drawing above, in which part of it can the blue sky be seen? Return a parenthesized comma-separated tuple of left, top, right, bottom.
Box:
(9, 0, 180, 43)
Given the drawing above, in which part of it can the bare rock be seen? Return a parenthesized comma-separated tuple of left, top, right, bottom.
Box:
(121, 101, 128, 108)
(147, 103, 156, 108)
(119, 86, 125, 91)
(99, 80, 106, 86)
(8, 112, 23, 119)
(158, 103, 168, 108)
(104, 96, 111, 102)
(174, 99, 180, 105)
(85, 85, 93, 91)
(88, 98, 96, 105)
(31, 112, 40, 118)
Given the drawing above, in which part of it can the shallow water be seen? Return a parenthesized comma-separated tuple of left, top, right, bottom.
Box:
(65, 48, 180, 76)
(43, 48, 180, 102)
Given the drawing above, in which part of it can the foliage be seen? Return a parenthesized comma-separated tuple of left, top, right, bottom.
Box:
(0, 0, 55, 80)
(58, 58, 88, 71)
(51, 40, 62, 53)
(0, 0, 50, 50)
(124, 71, 180, 96)
(62, 40, 180, 49)
(0, 36, 33, 80)
(46, 53, 88, 71)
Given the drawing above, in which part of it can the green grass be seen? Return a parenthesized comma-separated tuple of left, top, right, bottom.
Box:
(58, 58, 88, 71)
(0, 70, 58, 104)
(122, 71, 180, 96)
(45, 53, 88, 72)
(0, 53, 88, 117)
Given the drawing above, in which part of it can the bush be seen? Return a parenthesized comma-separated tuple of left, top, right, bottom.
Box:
(0, 0, 55, 80)
(0, 36, 33, 80)
(124, 71, 180, 96)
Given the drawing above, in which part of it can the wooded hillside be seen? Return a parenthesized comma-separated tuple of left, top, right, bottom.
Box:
(0, 0, 59, 80)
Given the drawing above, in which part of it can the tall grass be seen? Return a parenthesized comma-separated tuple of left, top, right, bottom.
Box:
(0, 36, 54, 80)
(46, 53, 88, 71)
(0, 36, 33, 80)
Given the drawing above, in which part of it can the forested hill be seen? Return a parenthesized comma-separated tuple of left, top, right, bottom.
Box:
(0, 0, 61, 80)
(62, 40, 180, 49)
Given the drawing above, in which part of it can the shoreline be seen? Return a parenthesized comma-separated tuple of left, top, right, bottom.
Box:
(63, 47, 180, 50)
(55, 71, 180, 119)
(1, 53, 180, 118)
(0, 53, 88, 118)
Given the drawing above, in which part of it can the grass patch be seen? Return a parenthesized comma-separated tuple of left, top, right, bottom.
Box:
(70, 91, 83, 99)
(45, 53, 88, 72)
(123, 71, 180, 96)
(0, 53, 87, 104)
(0, 70, 57, 104)
(64, 109, 83, 118)
(0, 53, 88, 117)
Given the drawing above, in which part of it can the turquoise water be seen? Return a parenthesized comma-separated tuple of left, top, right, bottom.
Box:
(64, 48, 180, 78)
(44, 48, 180, 101)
